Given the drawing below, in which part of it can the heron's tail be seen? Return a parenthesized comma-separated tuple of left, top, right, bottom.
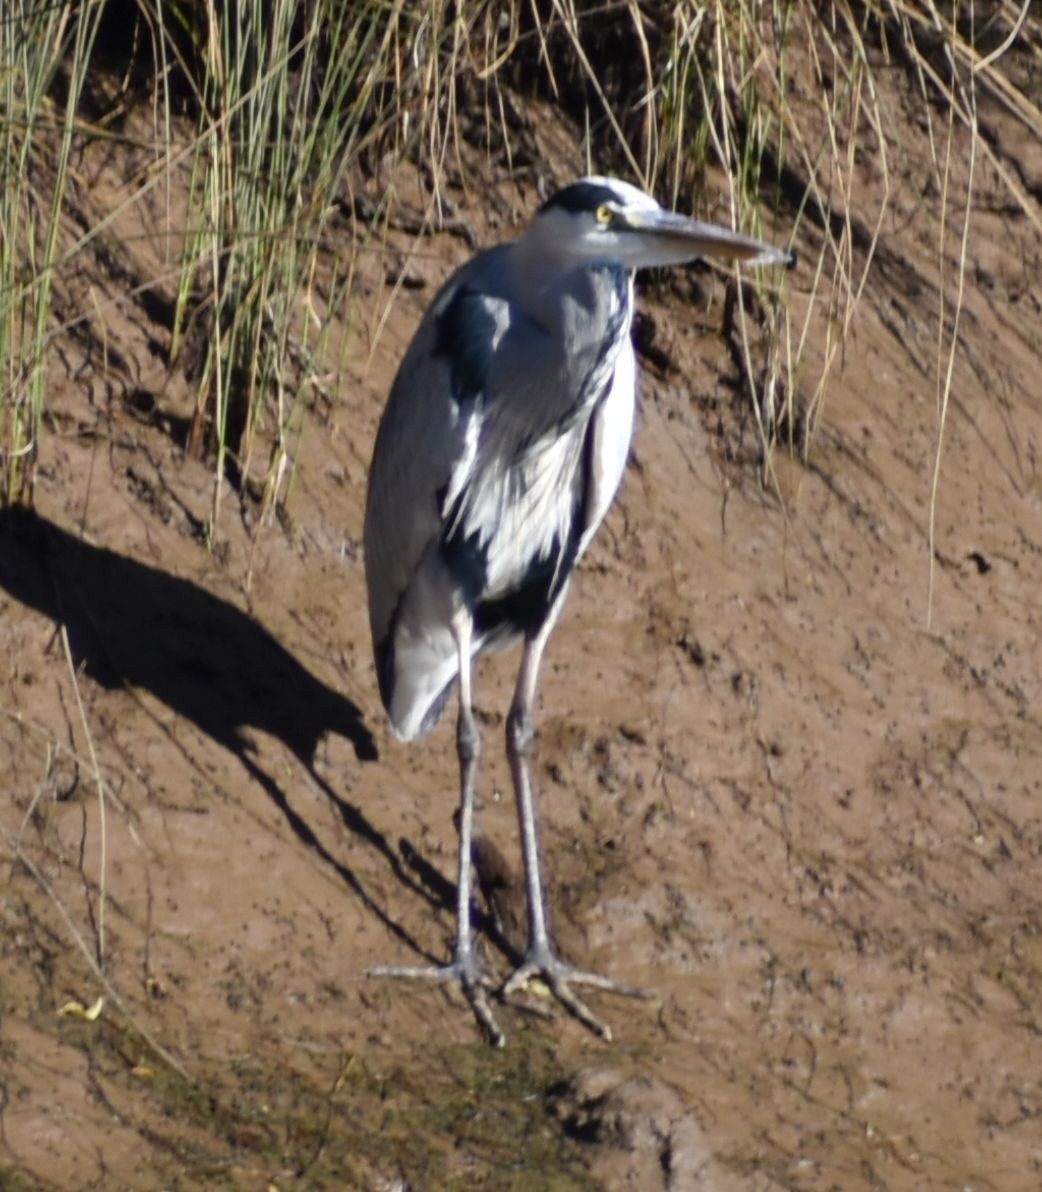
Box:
(376, 621, 459, 742)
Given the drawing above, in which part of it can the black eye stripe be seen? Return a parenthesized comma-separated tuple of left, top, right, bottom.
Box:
(540, 181, 623, 216)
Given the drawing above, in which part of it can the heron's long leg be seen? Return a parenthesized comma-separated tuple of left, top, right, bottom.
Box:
(503, 605, 560, 957)
(502, 593, 645, 1040)
(369, 611, 504, 1046)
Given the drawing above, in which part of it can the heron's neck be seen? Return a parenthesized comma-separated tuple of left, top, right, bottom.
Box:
(508, 236, 632, 336)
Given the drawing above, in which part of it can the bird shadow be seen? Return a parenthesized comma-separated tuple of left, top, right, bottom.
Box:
(0, 506, 442, 960)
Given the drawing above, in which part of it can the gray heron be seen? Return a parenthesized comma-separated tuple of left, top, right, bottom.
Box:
(364, 176, 789, 1044)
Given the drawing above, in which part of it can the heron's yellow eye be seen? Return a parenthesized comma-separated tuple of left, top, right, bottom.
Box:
(595, 204, 614, 226)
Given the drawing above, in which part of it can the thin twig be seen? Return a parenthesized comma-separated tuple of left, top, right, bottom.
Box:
(60, 624, 107, 965)
(2, 823, 192, 1083)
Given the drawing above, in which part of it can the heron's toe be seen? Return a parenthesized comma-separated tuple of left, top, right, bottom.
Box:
(502, 947, 647, 1040)
(369, 954, 504, 1046)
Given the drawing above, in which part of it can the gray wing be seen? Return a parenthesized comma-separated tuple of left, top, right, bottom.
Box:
(363, 247, 628, 739)
(364, 249, 516, 645)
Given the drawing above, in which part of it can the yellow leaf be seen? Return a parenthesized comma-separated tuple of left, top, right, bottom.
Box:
(57, 996, 104, 1021)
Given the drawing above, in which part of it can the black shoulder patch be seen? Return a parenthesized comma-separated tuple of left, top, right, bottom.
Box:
(540, 180, 621, 216)
(439, 521, 490, 610)
(473, 531, 572, 641)
(432, 286, 498, 404)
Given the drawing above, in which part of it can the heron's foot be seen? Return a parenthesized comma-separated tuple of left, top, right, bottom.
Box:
(501, 945, 647, 1041)
(369, 954, 504, 1047)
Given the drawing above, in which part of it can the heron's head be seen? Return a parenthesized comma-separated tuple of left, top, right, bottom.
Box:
(525, 176, 790, 272)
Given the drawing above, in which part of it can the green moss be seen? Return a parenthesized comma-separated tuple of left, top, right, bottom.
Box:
(58, 1013, 595, 1189)
(0, 1169, 50, 1192)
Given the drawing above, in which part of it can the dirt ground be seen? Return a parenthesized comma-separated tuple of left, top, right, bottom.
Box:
(2, 38, 1042, 1192)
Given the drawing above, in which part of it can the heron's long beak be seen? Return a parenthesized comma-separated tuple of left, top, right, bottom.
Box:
(622, 207, 791, 268)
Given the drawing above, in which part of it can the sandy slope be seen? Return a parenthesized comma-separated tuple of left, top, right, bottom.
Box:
(2, 49, 1042, 1192)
